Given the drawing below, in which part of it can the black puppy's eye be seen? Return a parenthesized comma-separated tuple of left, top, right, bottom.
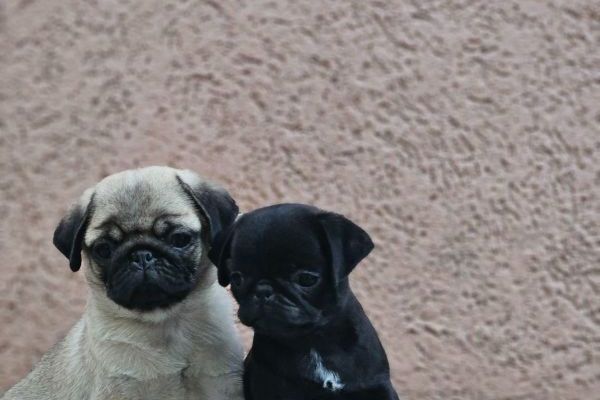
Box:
(230, 271, 243, 288)
(93, 241, 112, 259)
(170, 232, 192, 248)
(294, 272, 320, 287)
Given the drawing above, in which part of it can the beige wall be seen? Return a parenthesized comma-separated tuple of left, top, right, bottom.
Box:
(1, 0, 599, 398)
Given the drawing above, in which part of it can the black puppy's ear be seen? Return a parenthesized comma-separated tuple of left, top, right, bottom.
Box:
(53, 194, 95, 272)
(208, 225, 236, 287)
(176, 174, 239, 245)
(318, 212, 374, 286)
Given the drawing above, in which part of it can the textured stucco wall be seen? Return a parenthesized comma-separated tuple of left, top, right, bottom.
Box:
(1, 0, 599, 398)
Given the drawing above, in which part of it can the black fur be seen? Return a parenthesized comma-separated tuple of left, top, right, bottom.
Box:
(176, 176, 239, 244)
(95, 230, 203, 311)
(209, 203, 399, 400)
(318, 212, 374, 299)
(52, 195, 95, 272)
(209, 225, 236, 287)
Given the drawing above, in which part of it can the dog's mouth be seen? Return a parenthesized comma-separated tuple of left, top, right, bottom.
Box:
(126, 283, 190, 311)
(106, 262, 197, 311)
(238, 303, 317, 336)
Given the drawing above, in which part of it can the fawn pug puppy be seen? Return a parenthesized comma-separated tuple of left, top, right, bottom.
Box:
(3, 166, 244, 400)
(210, 203, 399, 400)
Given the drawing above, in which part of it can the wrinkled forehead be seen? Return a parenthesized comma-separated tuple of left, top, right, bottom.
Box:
(85, 174, 200, 244)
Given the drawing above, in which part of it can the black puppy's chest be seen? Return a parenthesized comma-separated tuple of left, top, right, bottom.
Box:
(244, 313, 399, 400)
(246, 353, 394, 400)
(303, 348, 347, 392)
(245, 340, 374, 400)
(245, 349, 349, 400)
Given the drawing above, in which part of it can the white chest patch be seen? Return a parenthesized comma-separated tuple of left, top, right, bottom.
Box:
(309, 349, 345, 392)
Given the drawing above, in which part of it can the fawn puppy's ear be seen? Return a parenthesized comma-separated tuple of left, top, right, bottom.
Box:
(208, 225, 237, 287)
(53, 193, 95, 272)
(176, 172, 239, 245)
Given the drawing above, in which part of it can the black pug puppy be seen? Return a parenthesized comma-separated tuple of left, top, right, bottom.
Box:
(209, 203, 399, 400)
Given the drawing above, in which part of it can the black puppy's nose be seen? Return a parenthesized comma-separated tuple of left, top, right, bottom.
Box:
(254, 283, 274, 302)
(130, 250, 156, 268)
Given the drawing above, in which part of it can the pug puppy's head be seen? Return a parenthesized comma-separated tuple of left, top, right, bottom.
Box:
(53, 166, 238, 312)
(209, 204, 373, 337)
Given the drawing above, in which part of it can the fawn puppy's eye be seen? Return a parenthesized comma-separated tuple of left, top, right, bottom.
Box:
(93, 241, 112, 260)
(293, 271, 320, 287)
(170, 232, 192, 248)
(230, 271, 244, 288)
